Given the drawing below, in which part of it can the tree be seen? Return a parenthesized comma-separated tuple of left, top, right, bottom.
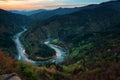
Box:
(0, 50, 18, 74)
(18, 62, 39, 80)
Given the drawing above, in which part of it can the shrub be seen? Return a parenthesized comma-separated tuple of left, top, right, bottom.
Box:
(18, 62, 39, 80)
(0, 50, 18, 74)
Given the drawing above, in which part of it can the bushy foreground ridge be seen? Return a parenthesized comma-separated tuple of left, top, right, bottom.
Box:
(0, 49, 120, 80)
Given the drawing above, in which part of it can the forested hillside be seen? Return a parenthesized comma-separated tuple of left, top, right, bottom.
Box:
(0, 9, 29, 57)
(21, 0, 120, 79)
(0, 0, 120, 80)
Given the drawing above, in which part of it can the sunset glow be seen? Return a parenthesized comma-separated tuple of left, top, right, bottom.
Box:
(0, 0, 110, 10)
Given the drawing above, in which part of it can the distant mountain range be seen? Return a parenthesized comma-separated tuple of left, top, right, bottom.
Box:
(9, 9, 46, 16)
(30, 5, 97, 20)
(8, 5, 97, 20)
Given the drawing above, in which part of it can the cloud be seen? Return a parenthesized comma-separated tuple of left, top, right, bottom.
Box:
(0, 0, 55, 1)
(0, 0, 25, 2)
(0, 0, 101, 10)
(0, 0, 60, 10)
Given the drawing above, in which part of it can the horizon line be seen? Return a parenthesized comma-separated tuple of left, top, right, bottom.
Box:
(0, 3, 100, 11)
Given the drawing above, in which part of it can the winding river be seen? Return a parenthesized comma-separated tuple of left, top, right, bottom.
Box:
(13, 28, 66, 65)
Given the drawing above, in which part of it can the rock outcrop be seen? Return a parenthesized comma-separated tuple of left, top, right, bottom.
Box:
(0, 73, 21, 80)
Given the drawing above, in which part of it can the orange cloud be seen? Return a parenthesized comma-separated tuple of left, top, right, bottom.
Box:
(0, 0, 85, 10)
(0, 2, 46, 10)
(0, 0, 58, 10)
(0, 4, 45, 10)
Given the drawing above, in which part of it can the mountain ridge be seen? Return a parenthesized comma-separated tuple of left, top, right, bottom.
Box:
(9, 9, 46, 16)
(30, 6, 89, 20)
(0, 8, 30, 57)
(22, 0, 120, 64)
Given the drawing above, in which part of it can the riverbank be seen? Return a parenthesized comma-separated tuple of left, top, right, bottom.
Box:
(13, 27, 66, 65)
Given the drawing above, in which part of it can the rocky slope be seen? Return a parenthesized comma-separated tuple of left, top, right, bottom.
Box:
(0, 73, 21, 80)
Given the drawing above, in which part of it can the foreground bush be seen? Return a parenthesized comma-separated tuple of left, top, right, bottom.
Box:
(0, 50, 18, 74)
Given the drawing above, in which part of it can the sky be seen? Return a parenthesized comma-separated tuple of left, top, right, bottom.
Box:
(0, 0, 110, 10)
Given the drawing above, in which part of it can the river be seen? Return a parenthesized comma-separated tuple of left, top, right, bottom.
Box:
(13, 28, 66, 65)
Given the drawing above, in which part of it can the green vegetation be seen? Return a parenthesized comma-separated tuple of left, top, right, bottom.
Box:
(0, 50, 120, 80)
(0, 9, 29, 57)
(28, 44, 56, 61)
(18, 62, 39, 80)
(0, 0, 120, 80)
(51, 38, 59, 44)
(20, 1, 120, 80)
(0, 32, 17, 57)
(21, 36, 56, 61)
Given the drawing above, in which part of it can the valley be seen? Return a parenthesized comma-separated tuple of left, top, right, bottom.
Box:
(14, 27, 66, 65)
(0, 0, 120, 80)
